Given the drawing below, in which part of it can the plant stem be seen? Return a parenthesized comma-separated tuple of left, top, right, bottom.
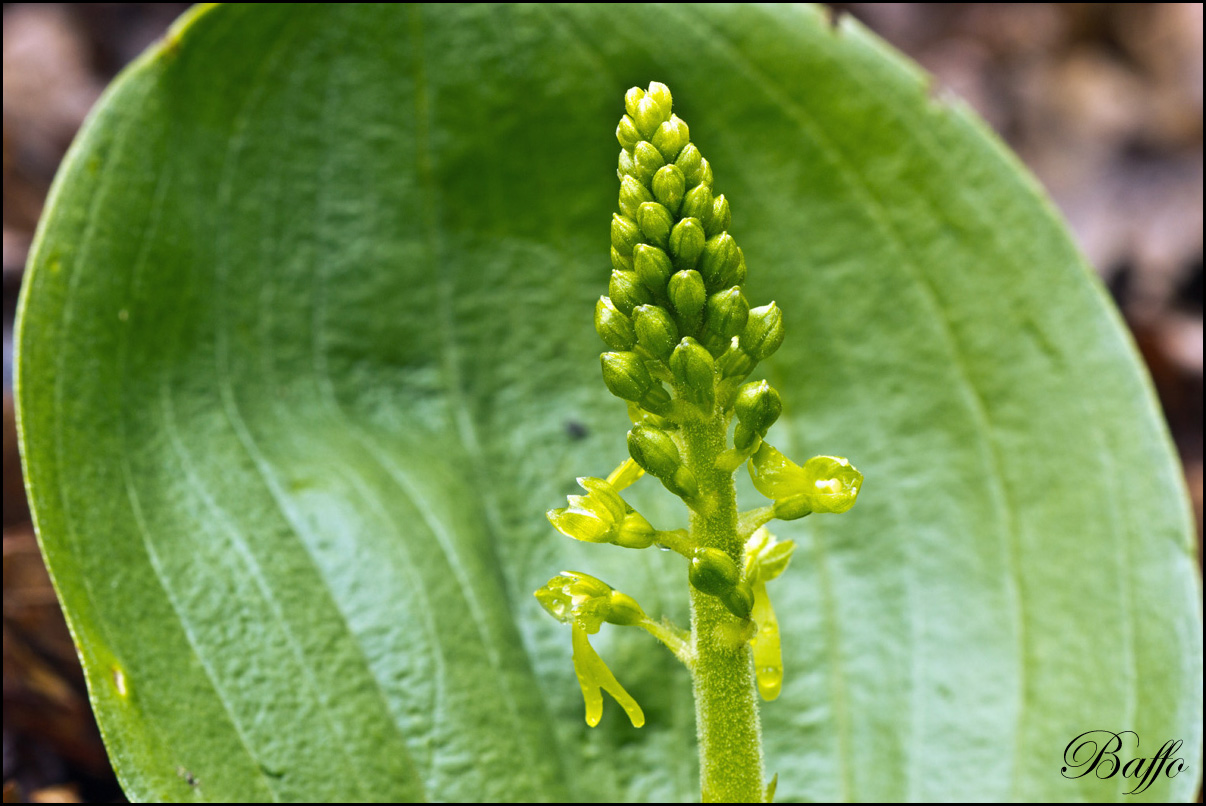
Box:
(681, 412, 766, 803)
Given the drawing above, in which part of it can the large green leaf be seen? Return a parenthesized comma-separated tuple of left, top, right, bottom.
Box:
(16, 3, 1201, 802)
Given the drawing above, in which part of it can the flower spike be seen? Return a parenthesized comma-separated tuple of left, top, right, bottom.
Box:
(536, 81, 863, 800)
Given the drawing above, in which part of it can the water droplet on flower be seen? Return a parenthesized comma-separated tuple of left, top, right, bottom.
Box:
(756, 665, 782, 689)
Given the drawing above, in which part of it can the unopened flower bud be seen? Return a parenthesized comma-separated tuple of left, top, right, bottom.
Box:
(626, 402, 651, 424)
(667, 466, 700, 499)
(611, 214, 641, 257)
(614, 511, 657, 550)
(633, 244, 673, 294)
(610, 246, 633, 273)
(740, 302, 785, 361)
(668, 269, 707, 327)
(717, 343, 756, 380)
(735, 380, 781, 437)
(633, 304, 679, 361)
(601, 351, 654, 403)
(637, 202, 673, 250)
(633, 140, 665, 183)
(595, 296, 636, 350)
(624, 87, 645, 119)
(652, 165, 686, 214)
(638, 385, 672, 417)
(680, 184, 714, 226)
(627, 423, 683, 481)
(705, 287, 750, 349)
(722, 580, 754, 619)
(616, 115, 641, 151)
(619, 175, 653, 219)
(605, 590, 647, 625)
(698, 158, 713, 188)
(724, 247, 747, 287)
(634, 96, 668, 138)
(700, 233, 738, 289)
(669, 337, 715, 407)
(676, 143, 704, 184)
(652, 115, 690, 161)
(646, 81, 673, 115)
(707, 194, 731, 237)
(609, 270, 653, 315)
(771, 495, 812, 521)
(617, 149, 636, 180)
(733, 422, 760, 452)
(689, 547, 740, 598)
(669, 217, 706, 270)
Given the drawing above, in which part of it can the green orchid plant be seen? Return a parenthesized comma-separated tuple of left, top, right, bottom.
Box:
(534, 82, 863, 803)
(18, 5, 1198, 802)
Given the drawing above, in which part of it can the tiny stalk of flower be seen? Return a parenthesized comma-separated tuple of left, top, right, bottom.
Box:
(534, 81, 863, 804)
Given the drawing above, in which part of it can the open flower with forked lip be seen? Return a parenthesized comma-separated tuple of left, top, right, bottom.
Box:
(535, 571, 646, 727)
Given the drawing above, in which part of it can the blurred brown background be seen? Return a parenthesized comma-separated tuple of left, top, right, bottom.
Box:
(2, 4, 1201, 802)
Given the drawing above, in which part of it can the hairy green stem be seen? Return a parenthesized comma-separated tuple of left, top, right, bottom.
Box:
(682, 413, 765, 803)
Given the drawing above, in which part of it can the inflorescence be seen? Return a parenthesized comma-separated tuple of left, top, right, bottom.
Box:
(535, 81, 862, 729)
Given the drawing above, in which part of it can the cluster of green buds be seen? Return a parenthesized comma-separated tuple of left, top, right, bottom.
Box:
(536, 82, 863, 732)
(599, 82, 786, 425)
